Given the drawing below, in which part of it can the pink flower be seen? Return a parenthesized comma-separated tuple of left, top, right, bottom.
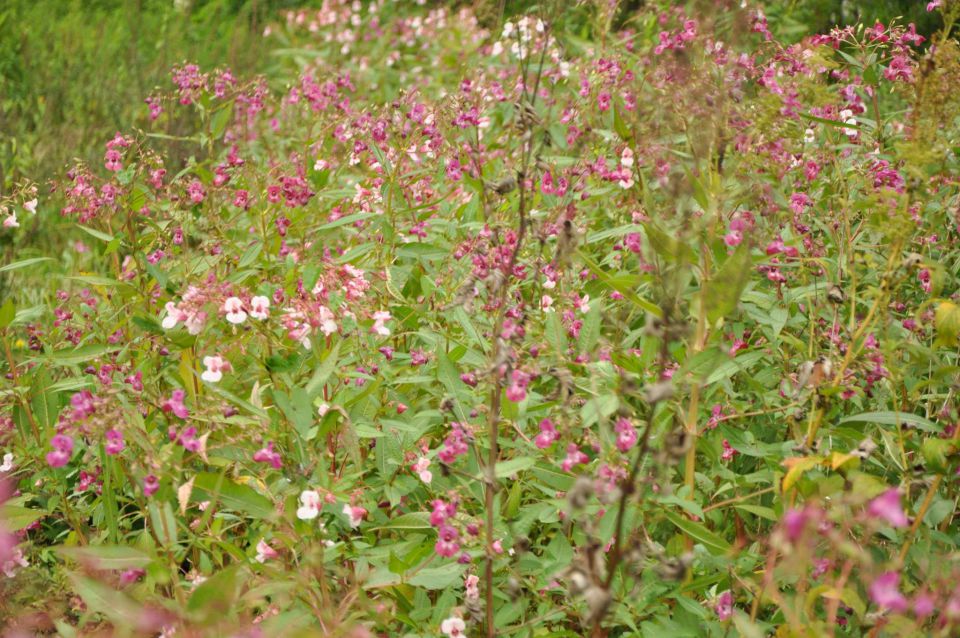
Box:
(867, 488, 908, 528)
(614, 417, 637, 452)
(23, 199, 37, 214)
(249, 296, 270, 320)
(714, 590, 733, 621)
(143, 475, 160, 497)
(343, 504, 366, 528)
(161, 389, 189, 419)
(534, 418, 559, 449)
(105, 429, 125, 455)
(869, 571, 908, 612)
(3, 213, 19, 229)
(222, 296, 247, 324)
(413, 457, 432, 484)
(371, 310, 392, 336)
(201, 355, 230, 383)
(435, 524, 460, 557)
(721, 439, 738, 461)
(561, 443, 588, 472)
(253, 442, 282, 469)
(255, 539, 279, 563)
(187, 180, 205, 204)
(430, 499, 457, 527)
(46, 434, 74, 468)
(927, 1, 942, 11)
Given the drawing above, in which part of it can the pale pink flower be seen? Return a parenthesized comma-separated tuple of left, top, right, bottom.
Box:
(869, 571, 908, 612)
(201, 355, 230, 383)
(371, 310, 392, 336)
(255, 539, 279, 563)
(3, 213, 18, 229)
(2, 547, 29, 578)
(318, 306, 338, 336)
(0, 453, 12, 473)
(413, 457, 432, 484)
(441, 617, 466, 638)
(249, 296, 270, 320)
(23, 199, 37, 214)
(222, 296, 247, 324)
(343, 504, 366, 528)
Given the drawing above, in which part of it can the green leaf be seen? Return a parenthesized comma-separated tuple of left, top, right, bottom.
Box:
(46, 343, 110, 366)
(0, 257, 53, 273)
(374, 512, 433, 531)
(57, 545, 153, 570)
(305, 340, 341, 398)
(188, 565, 240, 618)
(436, 351, 469, 422)
(0, 504, 45, 530)
(839, 411, 939, 433)
(495, 456, 536, 479)
(148, 501, 179, 548)
(66, 572, 141, 624)
(0, 299, 15, 329)
(76, 224, 115, 243)
(662, 510, 731, 555)
(702, 245, 752, 323)
(192, 471, 274, 519)
(935, 301, 960, 347)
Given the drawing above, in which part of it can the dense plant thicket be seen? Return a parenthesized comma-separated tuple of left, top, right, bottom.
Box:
(3, 0, 960, 636)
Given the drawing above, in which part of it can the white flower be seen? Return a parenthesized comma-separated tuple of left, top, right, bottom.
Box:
(201, 355, 229, 383)
(541, 295, 554, 312)
(804, 128, 816, 144)
(161, 302, 186, 330)
(249, 296, 270, 320)
(223, 296, 247, 324)
(317, 403, 330, 417)
(254, 538, 278, 563)
(23, 199, 37, 214)
(371, 310, 392, 336)
(184, 311, 206, 335)
(0, 453, 12, 472)
(441, 617, 466, 638)
(297, 490, 321, 520)
(620, 147, 634, 168)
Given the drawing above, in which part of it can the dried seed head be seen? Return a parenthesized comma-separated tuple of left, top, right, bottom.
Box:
(827, 285, 845, 304)
(564, 565, 590, 595)
(642, 380, 674, 405)
(567, 475, 595, 510)
(664, 428, 691, 460)
(583, 586, 612, 624)
(654, 552, 693, 582)
(853, 438, 877, 459)
(902, 252, 923, 269)
(488, 175, 517, 195)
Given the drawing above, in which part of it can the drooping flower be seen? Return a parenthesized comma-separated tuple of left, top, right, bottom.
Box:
(0, 453, 12, 473)
(413, 457, 432, 484)
(201, 355, 230, 383)
(534, 418, 559, 449)
(867, 488, 908, 528)
(255, 539, 279, 563)
(23, 199, 37, 214)
(143, 475, 160, 497)
(869, 571, 908, 612)
(46, 434, 74, 468)
(161, 389, 189, 419)
(297, 490, 321, 520)
(714, 590, 734, 621)
(253, 442, 282, 469)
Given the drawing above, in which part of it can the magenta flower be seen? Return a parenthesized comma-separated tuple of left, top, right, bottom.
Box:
(104, 429, 125, 455)
(867, 489, 909, 528)
(46, 434, 74, 468)
(869, 571, 908, 613)
(143, 475, 160, 497)
(714, 590, 734, 621)
(253, 442, 282, 469)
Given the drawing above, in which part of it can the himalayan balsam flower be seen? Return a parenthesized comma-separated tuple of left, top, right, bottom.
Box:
(3, 213, 18, 229)
(534, 418, 559, 449)
(869, 571, 908, 612)
(371, 310, 392, 336)
(104, 429, 125, 455)
(143, 475, 160, 497)
(201, 355, 230, 383)
(714, 590, 734, 621)
(297, 490, 321, 520)
(161, 389, 189, 419)
(23, 199, 37, 214)
(343, 504, 366, 528)
(253, 442, 282, 469)
(0, 453, 12, 473)
(441, 617, 466, 638)
(249, 295, 270, 320)
(255, 539, 279, 563)
(223, 296, 247, 324)
(413, 457, 432, 484)
(867, 488, 908, 528)
(2, 547, 29, 578)
(46, 434, 74, 468)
